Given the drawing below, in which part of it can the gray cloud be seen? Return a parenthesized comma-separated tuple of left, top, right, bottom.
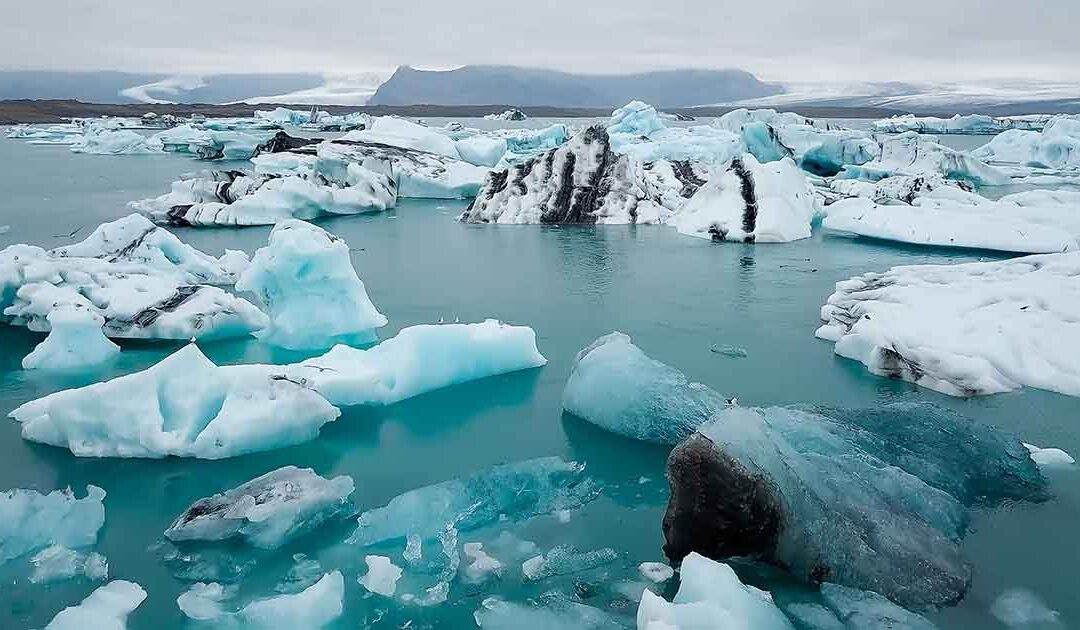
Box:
(3, 0, 1079, 81)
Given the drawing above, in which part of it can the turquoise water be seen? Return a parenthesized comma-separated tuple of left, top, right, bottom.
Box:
(1, 128, 1078, 629)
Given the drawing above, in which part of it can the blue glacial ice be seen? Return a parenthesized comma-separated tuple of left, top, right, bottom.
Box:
(972, 117, 1080, 170)
(872, 113, 1062, 135)
(0, 485, 105, 563)
(520, 544, 619, 581)
(563, 332, 730, 444)
(43, 580, 146, 630)
(10, 343, 340, 459)
(347, 456, 601, 547)
(29, 544, 109, 584)
(236, 220, 387, 350)
(837, 132, 1008, 186)
(177, 571, 344, 628)
(21, 306, 120, 370)
(637, 552, 795, 630)
(663, 403, 1047, 608)
(607, 101, 744, 165)
(165, 466, 356, 549)
(783, 584, 938, 630)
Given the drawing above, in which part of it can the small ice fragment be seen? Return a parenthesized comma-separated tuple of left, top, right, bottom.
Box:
(403, 534, 423, 563)
(553, 509, 571, 523)
(177, 582, 233, 621)
(45, 580, 146, 630)
(1023, 443, 1076, 468)
(638, 476, 651, 484)
(710, 344, 748, 358)
(639, 561, 675, 583)
(462, 543, 503, 583)
(991, 588, 1062, 627)
(360, 555, 403, 597)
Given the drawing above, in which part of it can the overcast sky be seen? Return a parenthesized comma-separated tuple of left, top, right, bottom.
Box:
(4, 0, 1079, 82)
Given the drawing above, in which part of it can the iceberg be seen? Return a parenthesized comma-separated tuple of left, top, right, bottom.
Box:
(315, 139, 487, 199)
(816, 252, 1080, 396)
(475, 595, 625, 630)
(563, 332, 730, 444)
(70, 127, 161, 155)
(483, 109, 528, 121)
(165, 466, 356, 549)
(663, 403, 1046, 608)
(0, 485, 105, 563)
(637, 552, 794, 630)
(872, 113, 1058, 134)
(236, 220, 387, 350)
(281, 319, 547, 406)
(638, 562, 674, 583)
(250, 151, 318, 177)
(10, 343, 340, 459)
(178, 571, 344, 628)
(838, 132, 1008, 186)
(455, 135, 510, 167)
(29, 545, 108, 584)
(499, 124, 570, 163)
(607, 101, 744, 165)
(1023, 443, 1076, 468)
(21, 306, 120, 370)
(972, 117, 1080, 170)
(671, 155, 818, 243)
(348, 456, 600, 547)
(44, 580, 146, 630)
(359, 555, 403, 596)
(341, 116, 461, 158)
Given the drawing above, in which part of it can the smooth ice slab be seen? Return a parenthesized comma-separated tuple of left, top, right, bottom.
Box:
(236, 220, 387, 350)
(816, 252, 1080, 396)
(165, 466, 356, 549)
(663, 403, 1046, 608)
(44, 580, 146, 630)
(11, 344, 340, 459)
(21, 306, 120, 370)
(563, 332, 729, 444)
(347, 457, 600, 547)
(282, 319, 547, 406)
(671, 155, 819, 243)
(0, 485, 105, 563)
(637, 552, 794, 630)
(359, 555, 403, 596)
(178, 571, 344, 628)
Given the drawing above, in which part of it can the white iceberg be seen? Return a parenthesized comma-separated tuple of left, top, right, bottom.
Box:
(563, 332, 729, 444)
(237, 220, 387, 350)
(1023, 443, 1076, 468)
(816, 252, 1080, 396)
(972, 117, 1080, 170)
(282, 319, 546, 406)
(316, 139, 487, 199)
(178, 571, 344, 628)
(165, 466, 356, 549)
(812, 584, 938, 630)
(341, 116, 461, 158)
(30, 545, 108, 584)
(0, 485, 105, 563)
(10, 343, 341, 459)
(872, 113, 1058, 134)
(455, 135, 509, 167)
(21, 306, 120, 370)
(70, 127, 161, 155)
(607, 101, 744, 165)
(483, 109, 527, 122)
(359, 555, 403, 596)
(637, 552, 794, 630)
(839, 132, 1008, 186)
(672, 155, 818, 243)
(44, 580, 146, 630)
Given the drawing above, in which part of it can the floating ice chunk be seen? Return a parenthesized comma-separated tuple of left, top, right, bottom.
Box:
(483, 109, 528, 122)
(455, 135, 509, 167)
(637, 552, 794, 630)
(990, 588, 1062, 627)
(0, 485, 105, 563)
(1023, 443, 1076, 468)
(165, 466, 356, 548)
(563, 332, 729, 444)
(839, 132, 1008, 186)
(608, 101, 666, 137)
(341, 116, 461, 158)
(179, 571, 344, 628)
(44, 580, 146, 630)
(50, 213, 241, 284)
(283, 319, 546, 406)
(672, 155, 818, 243)
(638, 562, 674, 583)
(521, 545, 617, 581)
(11, 344, 340, 459)
(316, 139, 486, 199)
(22, 306, 120, 370)
(816, 252, 1080, 396)
(30, 545, 108, 584)
(250, 151, 318, 176)
(348, 457, 600, 547)
(275, 554, 324, 594)
(359, 555, 403, 596)
(818, 583, 937, 630)
(237, 220, 387, 350)
(462, 542, 504, 583)
(500, 124, 570, 163)
(475, 595, 625, 630)
(607, 102, 743, 165)
(973, 118, 1080, 170)
(823, 197, 1078, 254)
(664, 403, 1045, 608)
(70, 127, 161, 155)
(873, 113, 1056, 135)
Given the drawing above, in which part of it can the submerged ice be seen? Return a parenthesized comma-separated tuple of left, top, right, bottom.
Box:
(1, 485, 105, 563)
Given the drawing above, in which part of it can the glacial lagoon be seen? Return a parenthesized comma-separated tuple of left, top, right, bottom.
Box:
(1, 120, 1078, 629)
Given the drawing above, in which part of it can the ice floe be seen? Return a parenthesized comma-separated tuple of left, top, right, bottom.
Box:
(44, 580, 146, 630)
(563, 331, 729, 444)
(816, 252, 1080, 396)
(178, 571, 344, 628)
(165, 466, 356, 549)
(1023, 443, 1076, 468)
(359, 555, 403, 596)
(316, 138, 487, 199)
(29, 545, 108, 584)
(0, 485, 105, 563)
(236, 220, 387, 349)
(872, 113, 1063, 134)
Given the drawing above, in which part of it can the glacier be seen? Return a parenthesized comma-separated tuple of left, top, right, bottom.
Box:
(671, 155, 818, 243)
(177, 571, 344, 628)
(347, 456, 600, 547)
(43, 580, 146, 630)
(236, 220, 387, 350)
(816, 252, 1080, 396)
(663, 403, 1046, 608)
(165, 466, 356, 549)
(10, 343, 341, 459)
(563, 332, 730, 444)
(0, 485, 105, 563)
(21, 306, 120, 370)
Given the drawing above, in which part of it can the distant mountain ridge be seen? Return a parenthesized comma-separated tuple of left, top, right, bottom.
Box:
(368, 65, 784, 107)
